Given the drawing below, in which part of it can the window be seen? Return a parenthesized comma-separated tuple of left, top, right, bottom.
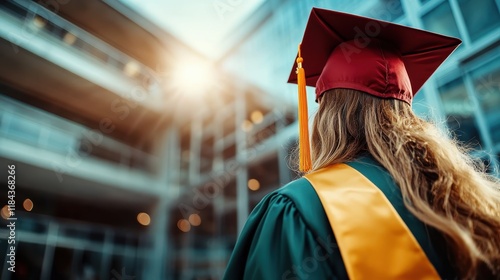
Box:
(368, 0, 404, 21)
(438, 78, 482, 148)
(412, 90, 430, 118)
(44, 128, 76, 153)
(471, 59, 500, 144)
(422, 1, 461, 39)
(5, 114, 41, 145)
(457, 0, 500, 41)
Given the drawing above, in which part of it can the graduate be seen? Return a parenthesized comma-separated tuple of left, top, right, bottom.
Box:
(223, 8, 500, 280)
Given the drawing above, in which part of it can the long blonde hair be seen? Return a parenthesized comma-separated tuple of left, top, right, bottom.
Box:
(310, 88, 500, 279)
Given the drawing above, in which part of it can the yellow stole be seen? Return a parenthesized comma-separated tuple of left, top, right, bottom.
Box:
(304, 163, 440, 279)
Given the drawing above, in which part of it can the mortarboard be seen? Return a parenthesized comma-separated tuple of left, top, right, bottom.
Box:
(288, 8, 461, 172)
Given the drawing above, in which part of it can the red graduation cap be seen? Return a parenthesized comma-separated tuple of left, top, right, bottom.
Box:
(288, 8, 461, 172)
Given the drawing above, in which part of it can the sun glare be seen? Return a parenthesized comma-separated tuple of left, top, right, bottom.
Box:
(171, 59, 214, 94)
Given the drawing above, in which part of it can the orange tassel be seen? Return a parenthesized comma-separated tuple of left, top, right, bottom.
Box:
(296, 44, 312, 172)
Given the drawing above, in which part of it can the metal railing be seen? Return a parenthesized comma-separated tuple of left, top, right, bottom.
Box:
(0, 211, 148, 280)
(1, 0, 161, 97)
(0, 95, 154, 172)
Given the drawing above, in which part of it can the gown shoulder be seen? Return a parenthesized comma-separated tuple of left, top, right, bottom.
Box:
(223, 178, 348, 280)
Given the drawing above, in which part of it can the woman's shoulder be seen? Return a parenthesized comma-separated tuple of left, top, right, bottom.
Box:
(224, 178, 347, 280)
(272, 177, 317, 204)
(267, 178, 326, 216)
(250, 177, 334, 237)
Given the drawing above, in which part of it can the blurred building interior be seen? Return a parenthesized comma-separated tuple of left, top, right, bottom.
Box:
(0, 0, 499, 279)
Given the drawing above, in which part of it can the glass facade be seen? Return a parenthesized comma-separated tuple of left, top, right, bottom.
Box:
(457, 0, 500, 41)
(438, 78, 482, 148)
(474, 64, 500, 143)
(422, 1, 461, 38)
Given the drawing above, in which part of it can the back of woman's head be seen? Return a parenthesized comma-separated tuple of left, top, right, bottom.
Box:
(311, 88, 500, 279)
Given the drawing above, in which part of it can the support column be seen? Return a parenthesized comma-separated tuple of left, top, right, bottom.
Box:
(235, 90, 248, 234)
(189, 118, 202, 186)
(99, 229, 114, 280)
(401, 0, 447, 129)
(144, 198, 170, 279)
(275, 107, 292, 185)
(463, 74, 499, 173)
(40, 222, 58, 280)
(145, 127, 180, 279)
(213, 101, 224, 173)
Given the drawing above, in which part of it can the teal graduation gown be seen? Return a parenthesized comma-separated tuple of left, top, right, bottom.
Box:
(223, 156, 456, 280)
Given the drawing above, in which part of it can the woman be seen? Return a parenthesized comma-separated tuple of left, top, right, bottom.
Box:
(224, 8, 500, 279)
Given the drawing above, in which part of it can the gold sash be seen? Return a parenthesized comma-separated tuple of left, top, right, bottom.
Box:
(304, 163, 440, 279)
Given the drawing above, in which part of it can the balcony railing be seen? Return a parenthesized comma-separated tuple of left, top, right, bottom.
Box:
(0, 0, 162, 100)
(0, 95, 154, 172)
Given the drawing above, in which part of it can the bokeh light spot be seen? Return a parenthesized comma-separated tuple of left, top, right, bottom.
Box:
(248, 178, 260, 191)
(33, 16, 46, 29)
(188, 213, 201, 226)
(124, 61, 141, 77)
(137, 212, 151, 226)
(177, 219, 191, 232)
(63, 32, 77, 45)
(1, 205, 11, 220)
(251, 110, 263, 124)
(23, 199, 33, 211)
(241, 120, 253, 132)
